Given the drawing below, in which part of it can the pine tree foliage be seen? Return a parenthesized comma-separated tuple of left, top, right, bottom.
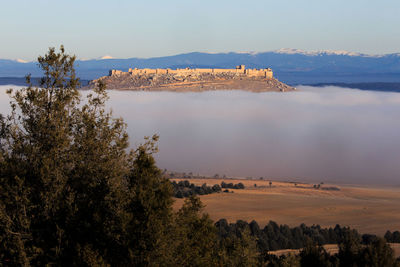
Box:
(172, 196, 219, 266)
(0, 46, 132, 266)
(0, 46, 175, 266)
(124, 135, 174, 266)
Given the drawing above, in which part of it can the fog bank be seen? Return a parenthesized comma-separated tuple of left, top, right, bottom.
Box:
(1, 85, 400, 185)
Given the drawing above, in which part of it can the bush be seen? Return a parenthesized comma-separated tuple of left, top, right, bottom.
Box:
(171, 180, 222, 198)
(221, 181, 245, 189)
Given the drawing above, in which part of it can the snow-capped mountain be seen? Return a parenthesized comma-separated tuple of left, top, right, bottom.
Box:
(273, 48, 366, 57)
(1, 49, 400, 84)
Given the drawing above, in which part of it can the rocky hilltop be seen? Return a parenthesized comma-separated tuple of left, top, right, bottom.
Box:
(87, 65, 295, 92)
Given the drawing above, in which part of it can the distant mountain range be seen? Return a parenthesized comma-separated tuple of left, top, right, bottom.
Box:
(1, 49, 400, 85)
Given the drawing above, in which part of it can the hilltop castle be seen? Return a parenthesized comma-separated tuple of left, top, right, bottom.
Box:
(109, 65, 273, 79)
(90, 64, 293, 92)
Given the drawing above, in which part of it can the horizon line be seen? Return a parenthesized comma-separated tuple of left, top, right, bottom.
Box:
(3, 48, 400, 63)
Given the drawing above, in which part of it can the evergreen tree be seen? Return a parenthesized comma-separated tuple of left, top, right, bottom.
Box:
(337, 229, 362, 267)
(0, 46, 174, 266)
(217, 222, 259, 266)
(124, 135, 174, 266)
(359, 238, 398, 267)
(299, 241, 333, 267)
(172, 196, 219, 266)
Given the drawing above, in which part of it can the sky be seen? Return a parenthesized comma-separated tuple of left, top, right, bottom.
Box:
(1, 0, 400, 60)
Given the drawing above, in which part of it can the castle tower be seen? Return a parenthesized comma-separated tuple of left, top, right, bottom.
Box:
(236, 65, 245, 74)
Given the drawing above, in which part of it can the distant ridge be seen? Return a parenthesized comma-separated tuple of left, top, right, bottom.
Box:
(1, 50, 400, 84)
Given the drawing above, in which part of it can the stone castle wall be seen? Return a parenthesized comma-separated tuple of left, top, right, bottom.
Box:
(109, 65, 273, 79)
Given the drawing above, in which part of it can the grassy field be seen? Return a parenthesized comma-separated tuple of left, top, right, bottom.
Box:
(172, 178, 400, 236)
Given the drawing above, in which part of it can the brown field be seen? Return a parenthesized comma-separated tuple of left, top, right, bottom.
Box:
(173, 178, 400, 236)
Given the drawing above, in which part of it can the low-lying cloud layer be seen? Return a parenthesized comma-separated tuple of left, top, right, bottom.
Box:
(1, 85, 399, 185)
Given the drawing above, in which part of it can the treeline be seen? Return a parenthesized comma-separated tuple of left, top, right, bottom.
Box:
(216, 219, 361, 251)
(216, 219, 400, 266)
(171, 180, 222, 198)
(171, 180, 245, 198)
(216, 219, 400, 251)
(263, 237, 399, 267)
(221, 181, 245, 189)
(386, 231, 400, 243)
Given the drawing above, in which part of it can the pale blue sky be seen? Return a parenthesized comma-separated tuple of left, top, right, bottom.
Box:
(1, 0, 400, 60)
